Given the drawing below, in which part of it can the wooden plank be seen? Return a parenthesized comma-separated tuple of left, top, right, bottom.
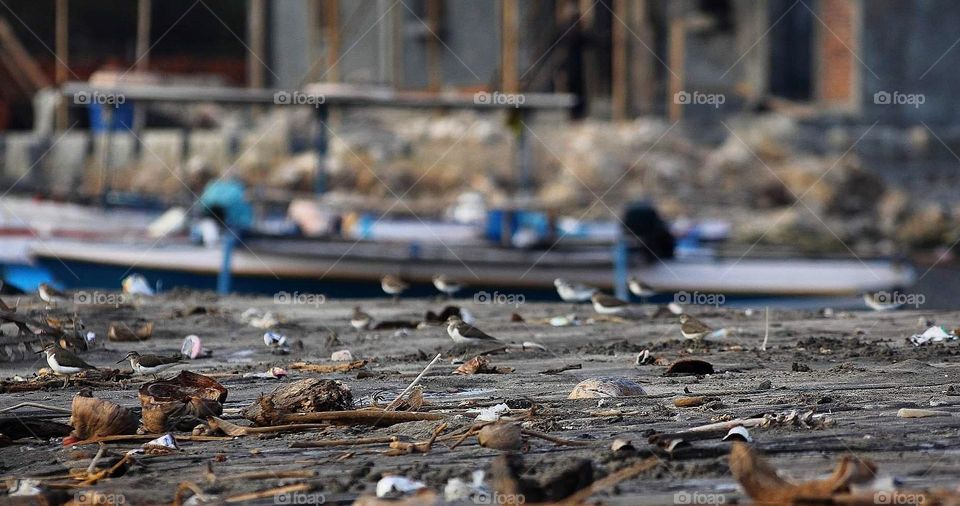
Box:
(246, 0, 266, 88)
(55, 0, 69, 130)
(501, 0, 520, 93)
(629, 0, 654, 115)
(323, 0, 340, 81)
(136, 0, 151, 70)
(667, 18, 686, 122)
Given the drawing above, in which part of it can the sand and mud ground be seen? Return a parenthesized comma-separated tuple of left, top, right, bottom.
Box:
(2, 293, 960, 504)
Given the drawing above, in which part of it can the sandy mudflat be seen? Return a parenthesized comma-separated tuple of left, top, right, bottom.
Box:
(1, 293, 959, 504)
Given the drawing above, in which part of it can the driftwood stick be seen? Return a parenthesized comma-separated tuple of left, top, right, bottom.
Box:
(557, 457, 659, 505)
(225, 483, 311, 503)
(216, 470, 316, 481)
(521, 429, 595, 447)
(0, 402, 72, 414)
(290, 436, 401, 448)
(68, 434, 234, 446)
(385, 353, 442, 411)
(280, 410, 445, 426)
(208, 416, 328, 436)
(289, 360, 367, 373)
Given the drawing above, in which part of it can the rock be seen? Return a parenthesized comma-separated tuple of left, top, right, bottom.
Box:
(568, 377, 646, 399)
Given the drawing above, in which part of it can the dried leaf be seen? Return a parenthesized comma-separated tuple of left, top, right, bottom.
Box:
(453, 356, 513, 375)
(69, 392, 138, 440)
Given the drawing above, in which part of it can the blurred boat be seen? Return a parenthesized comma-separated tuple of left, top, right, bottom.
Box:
(30, 236, 914, 300)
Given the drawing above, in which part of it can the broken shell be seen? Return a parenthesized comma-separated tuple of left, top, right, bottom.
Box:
(475, 403, 511, 422)
(611, 438, 636, 453)
(181, 334, 203, 359)
(897, 408, 952, 418)
(331, 349, 353, 361)
(568, 377, 646, 399)
(722, 426, 753, 442)
(375, 476, 426, 498)
(477, 422, 524, 451)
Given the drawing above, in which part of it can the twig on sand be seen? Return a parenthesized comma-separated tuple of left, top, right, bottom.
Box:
(281, 410, 445, 426)
(289, 360, 368, 373)
(225, 483, 312, 503)
(557, 457, 659, 505)
(86, 443, 107, 474)
(67, 434, 234, 446)
(521, 429, 596, 447)
(384, 353, 442, 411)
(290, 436, 401, 448)
(207, 417, 328, 436)
(0, 402, 73, 414)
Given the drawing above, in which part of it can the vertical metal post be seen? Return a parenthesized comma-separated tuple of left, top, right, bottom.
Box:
(613, 234, 629, 300)
(217, 232, 236, 295)
(313, 104, 328, 194)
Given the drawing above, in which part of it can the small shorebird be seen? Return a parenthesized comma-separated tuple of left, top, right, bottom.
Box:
(554, 278, 596, 304)
(351, 306, 372, 331)
(432, 274, 462, 298)
(679, 314, 714, 340)
(37, 283, 68, 304)
(628, 277, 656, 301)
(591, 292, 629, 315)
(37, 343, 97, 387)
(446, 315, 503, 346)
(118, 351, 182, 378)
(381, 275, 408, 303)
(862, 291, 903, 311)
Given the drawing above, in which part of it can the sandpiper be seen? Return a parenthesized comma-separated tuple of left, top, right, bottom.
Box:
(118, 351, 182, 378)
(351, 306, 373, 331)
(679, 314, 713, 340)
(446, 315, 503, 346)
(432, 274, 462, 298)
(591, 292, 629, 315)
(628, 277, 656, 301)
(37, 283, 68, 305)
(37, 343, 97, 387)
(554, 278, 596, 303)
(381, 275, 408, 302)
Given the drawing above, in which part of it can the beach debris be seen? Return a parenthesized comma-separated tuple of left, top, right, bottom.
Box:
(181, 334, 204, 359)
(568, 377, 646, 399)
(69, 390, 139, 440)
(454, 356, 513, 375)
(611, 438, 636, 455)
(263, 331, 287, 348)
(722, 426, 753, 442)
(242, 367, 288, 379)
(444, 470, 488, 503)
(376, 476, 427, 498)
(139, 371, 228, 433)
(665, 359, 715, 375)
(729, 441, 876, 504)
(383, 353, 442, 411)
(107, 321, 154, 342)
(385, 422, 446, 456)
(331, 349, 354, 361)
(909, 326, 958, 346)
(122, 273, 155, 296)
(549, 313, 582, 327)
(240, 308, 279, 329)
(897, 408, 952, 418)
(141, 433, 180, 455)
(478, 422, 525, 450)
(290, 360, 367, 373)
(489, 453, 598, 504)
(242, 378, 353, 426)
(758, 409, 833, 429)
(538, 363, 582, 375)
(674, 396, 716, 408)
(7, 478, 43, 496)
(476, 403, 511, 422)
(206, 417, 326, 437)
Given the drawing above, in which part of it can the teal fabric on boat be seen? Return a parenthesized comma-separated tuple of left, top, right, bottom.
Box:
(198, 180, 253, 231)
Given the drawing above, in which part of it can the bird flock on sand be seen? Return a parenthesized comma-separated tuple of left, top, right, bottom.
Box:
(28, 267, 740, 388)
